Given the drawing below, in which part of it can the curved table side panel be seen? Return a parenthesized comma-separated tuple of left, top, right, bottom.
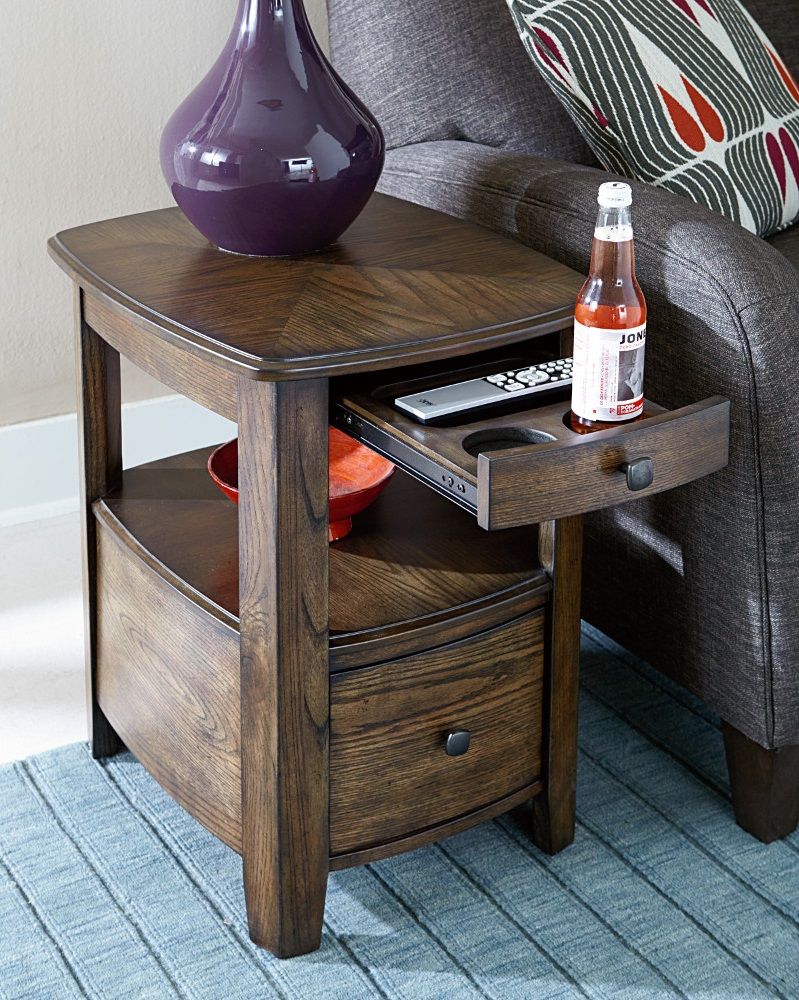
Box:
(94, 510, 547, 863)
(95, 514, 243, 852)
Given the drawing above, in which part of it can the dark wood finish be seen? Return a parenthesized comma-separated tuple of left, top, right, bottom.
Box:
(478, 399, 730, 529)
(330, 612, 545, 855)
(93, 495, 552, 864)
(84, 291, 237, 421)
(75, 288, 123, 759)
(93, 470, 549, 860)
(528, 517, 583, 853)
(96, 448, 550, 662)
(338, 372, 730, 530)
(95, 518, 242, 850)
(48, 196, 583, 379)
(722, 723, 799, 843)
(330, 780, 542, 871)
(53, 191, 731, 960)
(332, 583, 548, 671)
(238, 378, 330, 957)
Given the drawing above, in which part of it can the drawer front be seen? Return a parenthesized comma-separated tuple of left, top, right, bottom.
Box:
(336, 378, 729, 529)
(329, 612, 545, 856)
(478, 397, 730, 529)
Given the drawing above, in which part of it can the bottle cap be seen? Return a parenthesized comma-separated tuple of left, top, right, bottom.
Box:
(598, 181, 633, 208)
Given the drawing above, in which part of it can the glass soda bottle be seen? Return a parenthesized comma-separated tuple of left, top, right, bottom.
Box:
(570, 182, 647, 434)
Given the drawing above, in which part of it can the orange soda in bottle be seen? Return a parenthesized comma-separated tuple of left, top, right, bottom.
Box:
(570, 182, 647, 434)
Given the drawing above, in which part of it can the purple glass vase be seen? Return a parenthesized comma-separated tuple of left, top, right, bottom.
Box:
(160, 0, 385, 257)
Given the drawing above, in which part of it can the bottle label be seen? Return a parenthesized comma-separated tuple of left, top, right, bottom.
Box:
(572, 320, 646, 422)
(594, 224, 634, 243)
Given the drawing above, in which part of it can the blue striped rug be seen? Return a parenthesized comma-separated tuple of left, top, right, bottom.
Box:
(2, 625, 798, 1000)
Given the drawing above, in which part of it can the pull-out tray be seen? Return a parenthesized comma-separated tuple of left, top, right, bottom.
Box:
(334, 362, 730, 530)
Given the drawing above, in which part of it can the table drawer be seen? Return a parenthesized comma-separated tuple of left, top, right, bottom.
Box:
(329, 611, 545, 857)
(334, 359, 729, 529)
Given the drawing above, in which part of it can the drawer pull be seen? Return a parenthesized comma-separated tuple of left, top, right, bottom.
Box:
(620, 457, 654, 492)
(445, 730, 471, 757)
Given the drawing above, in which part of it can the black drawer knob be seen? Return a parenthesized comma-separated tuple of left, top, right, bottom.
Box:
(620, 457, 654, 492)
(445, 730, 471, 757)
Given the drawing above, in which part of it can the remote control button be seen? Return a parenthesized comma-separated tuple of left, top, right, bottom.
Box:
(503, 382, 525, 391)
(486, 375, 506, 384)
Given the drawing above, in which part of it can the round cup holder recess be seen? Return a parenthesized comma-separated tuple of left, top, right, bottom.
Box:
(462, 427, 557, 458)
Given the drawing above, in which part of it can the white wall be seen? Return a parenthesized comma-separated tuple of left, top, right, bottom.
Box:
(0, 0, 329, 428)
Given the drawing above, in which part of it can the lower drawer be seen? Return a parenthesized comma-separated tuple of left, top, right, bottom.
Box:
(329, 611, 545, 856)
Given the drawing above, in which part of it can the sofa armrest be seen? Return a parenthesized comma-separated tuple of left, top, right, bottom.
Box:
(382, 140, 799, 355)
(380, 140, 799, 747)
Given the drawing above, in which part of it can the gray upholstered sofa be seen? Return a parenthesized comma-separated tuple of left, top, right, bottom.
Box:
(327, 0, 799, 841)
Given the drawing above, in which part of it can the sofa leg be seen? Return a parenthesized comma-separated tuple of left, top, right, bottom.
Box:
(722, 722, 799, 843)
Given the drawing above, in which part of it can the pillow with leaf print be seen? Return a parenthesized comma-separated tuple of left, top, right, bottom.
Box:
(506, 0, 799, 237)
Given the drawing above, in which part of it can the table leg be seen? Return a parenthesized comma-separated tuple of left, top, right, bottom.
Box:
(531, 515, 583, 853)
(75, 288, 123, 759)
(237, 377, 330, 958)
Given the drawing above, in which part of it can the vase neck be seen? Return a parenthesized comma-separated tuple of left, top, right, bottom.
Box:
(232, 0, 312, 49)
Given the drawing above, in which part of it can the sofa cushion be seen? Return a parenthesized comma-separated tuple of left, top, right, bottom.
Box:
(326, 0, 596, 163)
(507, 0, 799, 237)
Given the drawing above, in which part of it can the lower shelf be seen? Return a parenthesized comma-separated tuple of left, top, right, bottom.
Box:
(92, 447, 551, 863)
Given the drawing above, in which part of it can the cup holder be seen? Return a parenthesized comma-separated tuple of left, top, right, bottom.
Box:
(462, 427, 557, 458)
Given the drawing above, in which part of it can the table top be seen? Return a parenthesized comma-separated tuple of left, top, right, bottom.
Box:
(49, 194, 583, 379)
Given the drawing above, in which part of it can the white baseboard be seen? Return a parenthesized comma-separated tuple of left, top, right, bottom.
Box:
(0, 396, 236, 528)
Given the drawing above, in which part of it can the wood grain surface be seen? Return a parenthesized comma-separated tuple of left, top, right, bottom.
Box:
(237, 378, 330, 957)
(93, 503, 550, 869)
(95, 518, 242, 850)
(84, 290, 238, 421)
(339, 372, 729, 529)
(330, 781, 542, 871)
(330, 612, 545, 855)
(97, 448, 550, 661)
(477, 398, 730, 529)
(52, 190, 734, 961)
(48, 195, 583, 379)
(529, 517, 583, 854)
(75, 288, 123, 759)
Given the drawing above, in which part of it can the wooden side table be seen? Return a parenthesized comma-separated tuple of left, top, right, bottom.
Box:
(49, 195, 729, 958)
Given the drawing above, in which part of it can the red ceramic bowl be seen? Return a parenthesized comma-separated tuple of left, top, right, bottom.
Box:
(208, 428, 395, 542)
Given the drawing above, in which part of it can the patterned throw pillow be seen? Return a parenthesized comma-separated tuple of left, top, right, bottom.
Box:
(507, 0, 799, 236)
